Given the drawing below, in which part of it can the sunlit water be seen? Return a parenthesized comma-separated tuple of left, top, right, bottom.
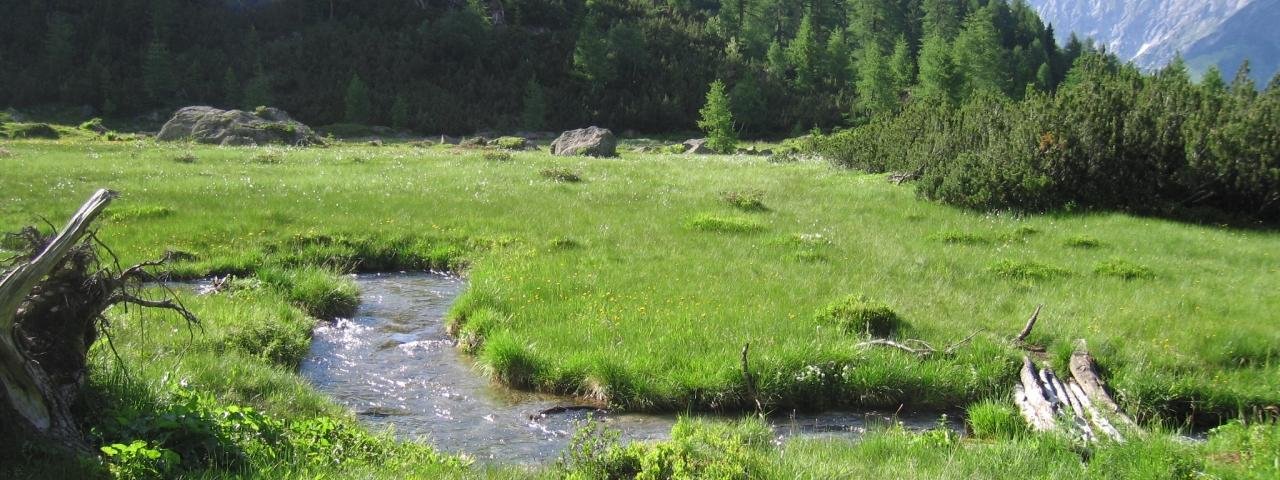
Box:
(300, 273, 960, 464)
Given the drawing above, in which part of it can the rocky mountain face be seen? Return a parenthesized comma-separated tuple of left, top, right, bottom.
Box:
(1027, 0, 1277, 80)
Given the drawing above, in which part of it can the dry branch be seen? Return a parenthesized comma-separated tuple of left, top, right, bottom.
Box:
(856, 331, 981, 358)
(1016, 304, 1043, 342)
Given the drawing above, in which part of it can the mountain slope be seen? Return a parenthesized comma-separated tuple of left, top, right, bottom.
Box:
(1027, 0, 1275, 79)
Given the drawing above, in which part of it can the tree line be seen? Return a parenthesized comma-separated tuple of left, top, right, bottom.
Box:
(4, 0, 1083, 135)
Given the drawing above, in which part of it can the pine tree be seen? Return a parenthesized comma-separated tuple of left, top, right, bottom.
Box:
(243, 73, 272, 109)
(786, 11, 821, 90)
(953, 6, 1009, 97)
(824, 29, 851, 87)
(766, 40, 788, 80)
(731, 75, 767, 134)
(1202, 66, 1227, 93)
(390, 95, 410, 130)
(889, 36, 914, 95)
(520, 78, 547, 131)
(698, 79, 737, 153)
(344, 74, 372, 124)
(914, 34, 959, 104)
(922, 0, 962, 40)
(856, 44, 897, 119)
(1231, 60, 1257, 100)
(222, 68, 240, 108)
(572, 17, 614, 91)
(141, 39, 176, 104)
(850, 0, 901, 52)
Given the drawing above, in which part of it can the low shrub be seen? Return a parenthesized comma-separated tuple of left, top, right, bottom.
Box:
(989, 260, 1070, 280)
(494, 136, 528, 150)
(721, 189, 767, 212)
(1094, 259, 1154, 279)
(172, 152, 198, 164)
(966, 400, 1028, 439)
(248, 151, 282, 164)
(815, 295, 905, 337)
(540, 168, 582, 182)
(930, 230, 988, 245)
(688, 214, 765, 234)
(1064, 235, 1103, 248)
(3, 122, 59, 139)
(482, 151, 513, 162)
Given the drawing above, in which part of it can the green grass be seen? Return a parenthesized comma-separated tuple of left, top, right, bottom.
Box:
(2, 140, 1278, 432)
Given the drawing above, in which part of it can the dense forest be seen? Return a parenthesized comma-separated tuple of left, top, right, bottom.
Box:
(3, 0, 1088, 135)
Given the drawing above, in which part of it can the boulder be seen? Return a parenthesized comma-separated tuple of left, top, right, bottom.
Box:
(683, 138, 712, 154)
(156, 106, 320, 146)
(551, 126, 617, 157)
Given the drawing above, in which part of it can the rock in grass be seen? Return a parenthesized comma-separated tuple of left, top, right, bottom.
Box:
(683, 138, 711, 154)
(156, 106, 320, 146)
(551, 126, 616, 157)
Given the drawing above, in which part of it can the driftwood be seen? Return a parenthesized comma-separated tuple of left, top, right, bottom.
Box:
(0, 189, 197, 453)
(1015, 305, 1043, 342)
(856, 331, 980, 358)
(1013, 342, 1137, 443)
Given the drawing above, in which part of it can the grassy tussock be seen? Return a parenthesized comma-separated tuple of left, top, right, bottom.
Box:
(988, 259, 1071, 279)
(688, 214, 765, 233)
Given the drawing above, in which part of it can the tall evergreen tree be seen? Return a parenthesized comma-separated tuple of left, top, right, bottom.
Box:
(856, 44, 897, 119)
(243, 72, 272, 109)
(766, 40, 788, 80)
(141, 39, 176, 105)
(889, 36, 915, 95)
(953, 6, 1009, 97)
(390, 95, 410, 130)
(521, 78, 547, 131)
(344, 74, 372, 124)
(824, 29, 851, 87)
(922, 0, 962, 39)
(786, 11, 822, 90)
(915, 34, 959, 104)
(222, 68, 240, 108)
(698, 79, 737, 153)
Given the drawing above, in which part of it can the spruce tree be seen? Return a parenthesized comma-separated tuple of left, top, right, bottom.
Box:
(786, 11, 821, 90)
(142, 39, 176, 104)
(698, 79, 737, 153)
(889, 36, 914, 95)
(824, 29, 851, 87)
(766, 40, 788, 80)
(390, 95, 410, 130)
(521, 78, 547, 131)
(344, 73, 372, 124)
(856, 44, 897, 119)
(243, 73, 272, 109)
(730, 74, 767, 134)
(914, 34, 959, 104)
(953, 6, 1010, 97)
(222, 68, 240, 108)
(922, 0, 962, 39)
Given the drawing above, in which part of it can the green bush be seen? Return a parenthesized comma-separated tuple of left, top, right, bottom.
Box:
(989, 260, 1070, 280)
(721, 190, 767, 212)
(815, 295, 905, 337)
(1064, 235, 1102, 248)
(540, 167, 582, 182)
(930, 230, 989, 245)
(687, 214, 765, 234)
(482, 151, 513, 162)
(966, 400, 1028, 439)
(3, 122, 59, 139)
(494, 136, 528, 150)
(1094, 259, 1154, 279)
(172, 152, 198, 164)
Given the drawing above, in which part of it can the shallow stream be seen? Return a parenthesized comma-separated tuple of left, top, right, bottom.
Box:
(299, 273, 959, 464)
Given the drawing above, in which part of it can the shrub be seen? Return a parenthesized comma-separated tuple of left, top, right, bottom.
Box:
(989, 260, 1070, 280)
(966, 400, 1028, 439)
(540, 168, 582, 182)
(687, 214, 765, 234)
(815, 295, 905, 337)
(248, 151, 282, 164)
(494, 136, 528, 150)
(79, 117, 106, 132)
(100, 440, 180, 479)
(1064, 235, 1103, 249)
(172, 152, 198, 164)
(482, 151, 513, 162)
(930, 230, 988, 244)
(4, 122, 59, 139)
(720, 190, 767, 212)
(549, 237, 582, 250)
(1094, 259, 1154, 279)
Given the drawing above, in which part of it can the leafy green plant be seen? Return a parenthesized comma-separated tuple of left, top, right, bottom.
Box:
(688, 214, 765, 233)
(721, 189, 767, 212)
(482, 151, 513, 162)
(1064, 235, 1103, 248)
(989, 260, 1070, 280)
(540, 167, 582, 182)
(815, 295, 905, 337)
(1094, 259, 1154, 279)
(494, 136, 528, 150)
(930, 230, 989, 244)
(100, 440, 180, 480)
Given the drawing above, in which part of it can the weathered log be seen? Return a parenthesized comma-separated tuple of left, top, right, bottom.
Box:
(1018, 357, 1059, 432)
(1, 189, 117, 452)
(1068, 340, 1137, 428)
(1015, 304, 1043, 342)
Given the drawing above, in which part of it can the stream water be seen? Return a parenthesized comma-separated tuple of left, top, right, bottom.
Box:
(299, 273, 960, 464)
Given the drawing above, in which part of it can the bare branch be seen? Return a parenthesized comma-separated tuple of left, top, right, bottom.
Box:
(1016, 304, 1044, 342)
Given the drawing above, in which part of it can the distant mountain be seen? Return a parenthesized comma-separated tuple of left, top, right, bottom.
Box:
(1027, 0, 1278, 81)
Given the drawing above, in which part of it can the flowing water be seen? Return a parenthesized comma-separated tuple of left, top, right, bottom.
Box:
(300, 273, 960, 464)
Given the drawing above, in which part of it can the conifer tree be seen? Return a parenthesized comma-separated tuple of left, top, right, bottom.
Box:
(786, 11, 822, 90)
(698, 79, 737, 153)
(856, 44, 897, 119)
(889, 36, 914, 95)
(915, 34, 959, 104)
(142, 39, 176, 104)
(390, 95, 410, 130)
(243, 72, 272, 109)
(222, 68, 240, 108)
(766, 40, 788, 80)
(344, 74, 372, 124)
(922, 0, 962, 39)
(521, 78, 547, 130)
(824, 29, 851, 87)
(953, 6, 1009, 97)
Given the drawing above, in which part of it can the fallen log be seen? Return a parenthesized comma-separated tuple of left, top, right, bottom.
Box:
(1068, 340, 1137, 428)
(1014, 351, 1131, 443)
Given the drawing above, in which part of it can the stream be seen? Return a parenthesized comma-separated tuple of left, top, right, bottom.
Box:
(299, 273, 960, 464)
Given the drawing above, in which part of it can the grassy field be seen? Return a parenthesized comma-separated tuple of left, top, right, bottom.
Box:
(2, 136, 1278, 477)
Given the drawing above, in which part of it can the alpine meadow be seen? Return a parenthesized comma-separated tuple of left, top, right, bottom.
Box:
(1, 1, 1278, 479)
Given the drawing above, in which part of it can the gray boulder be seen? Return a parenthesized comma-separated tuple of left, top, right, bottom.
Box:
(156, 106, 320, 146)
(683, 138, 712, 154)
(551, 126, 617, 157)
